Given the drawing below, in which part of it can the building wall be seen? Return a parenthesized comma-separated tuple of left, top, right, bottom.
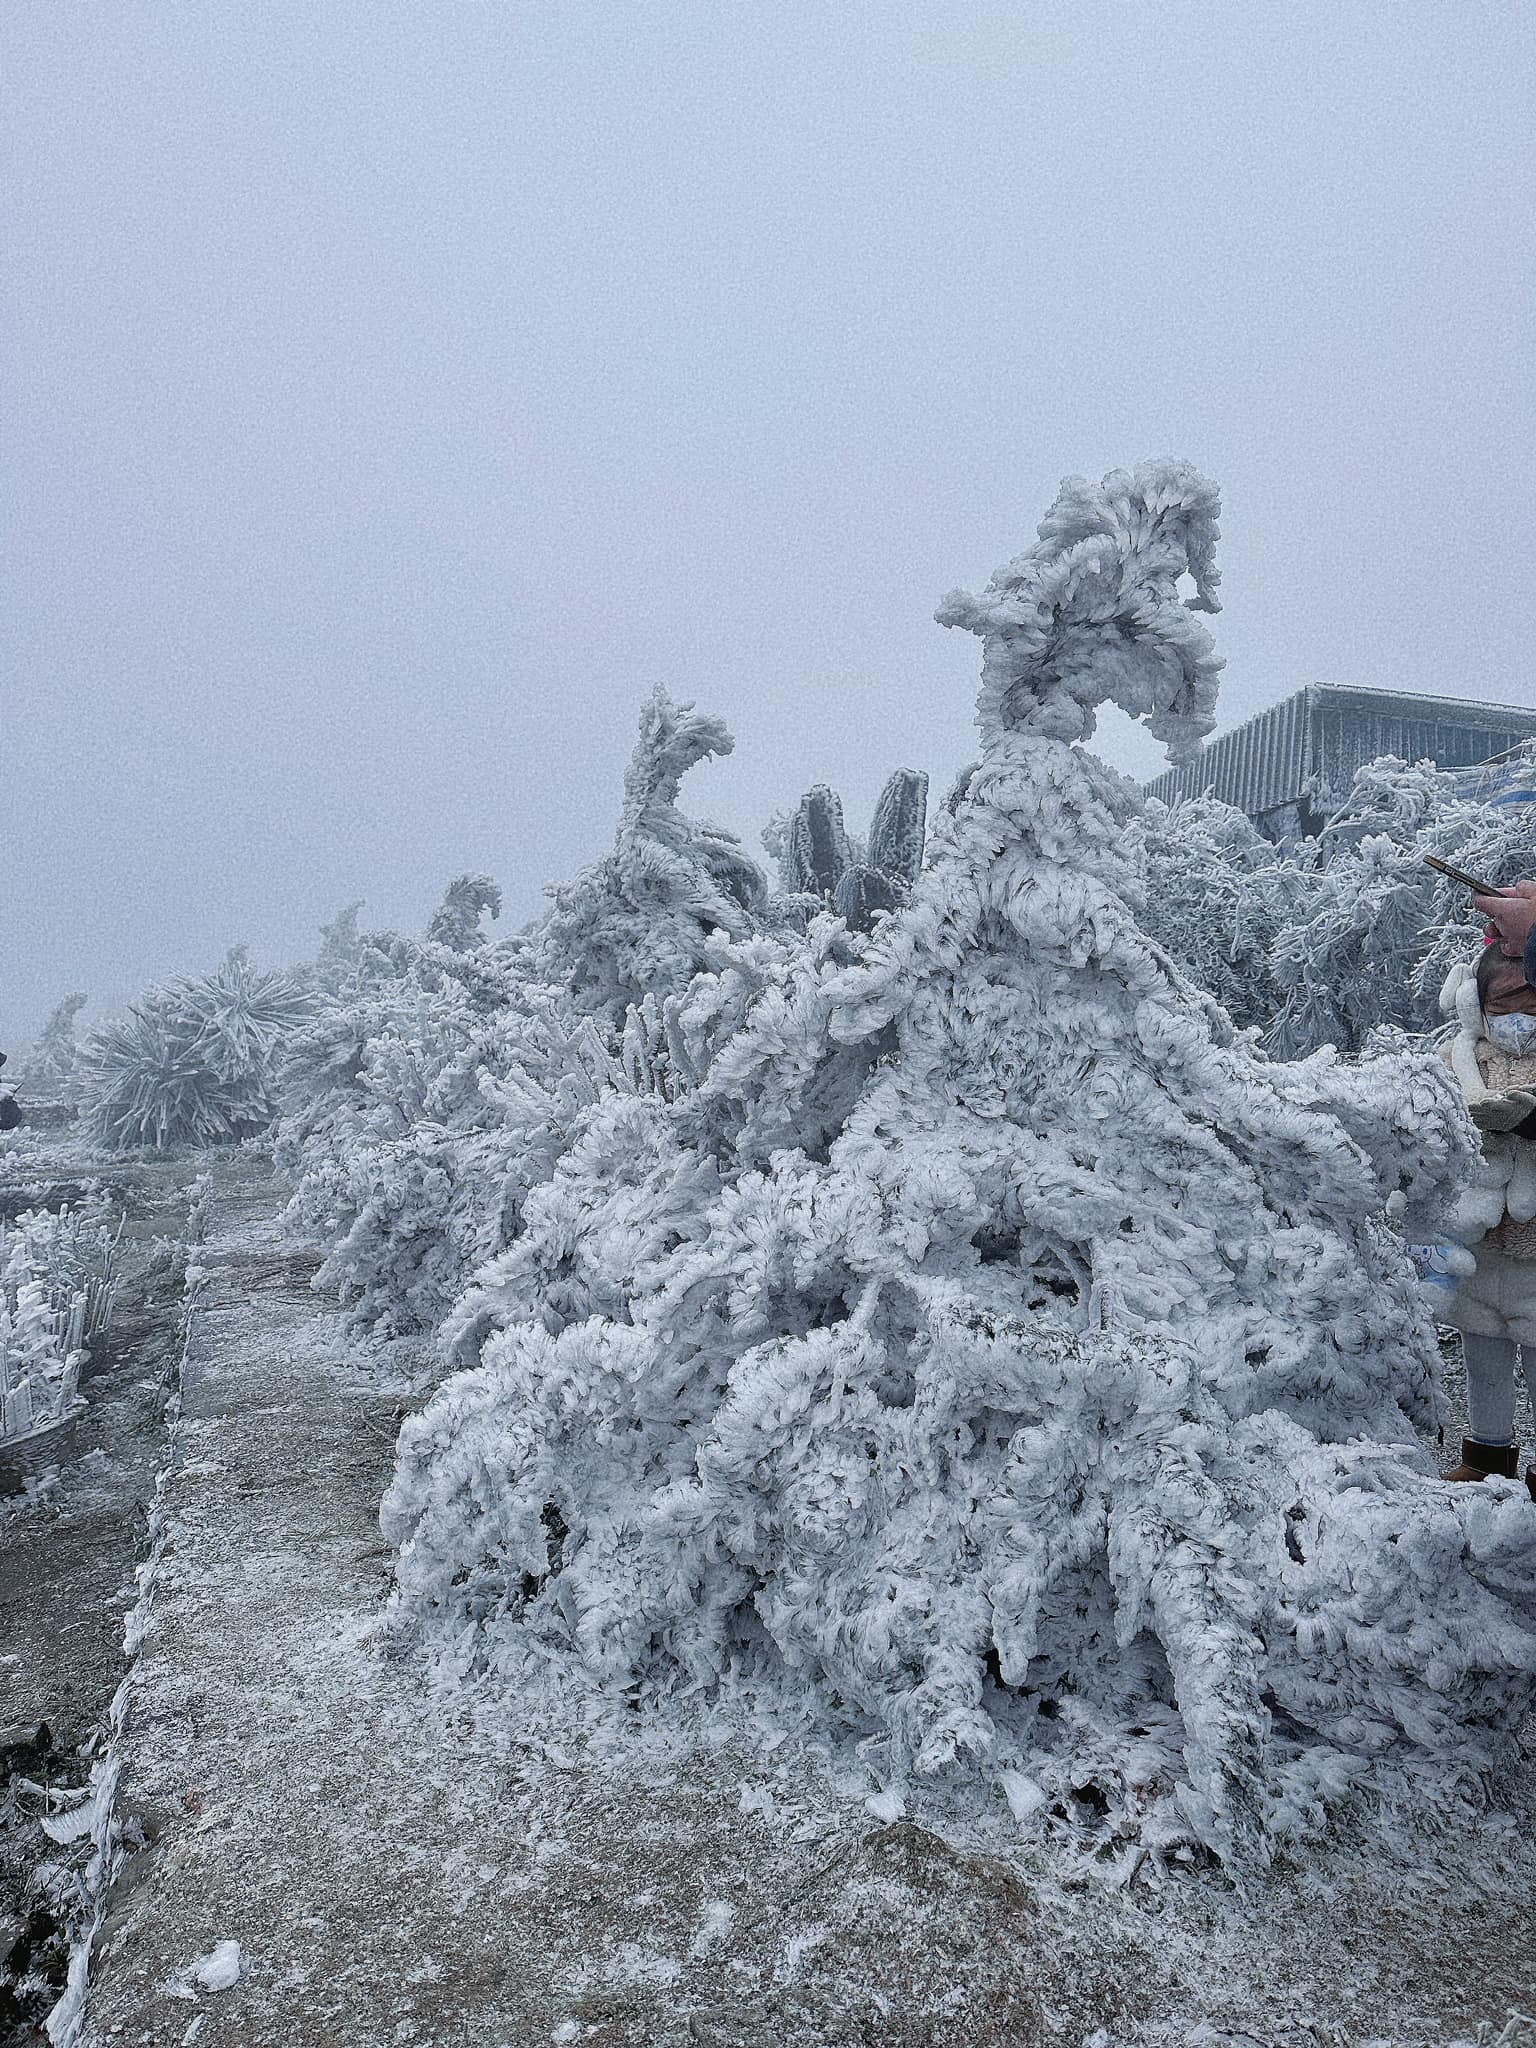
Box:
(1144, 685, 1536, 839)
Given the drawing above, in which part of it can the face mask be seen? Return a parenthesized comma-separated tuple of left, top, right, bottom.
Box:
(1486, 1012, 1536, 1056)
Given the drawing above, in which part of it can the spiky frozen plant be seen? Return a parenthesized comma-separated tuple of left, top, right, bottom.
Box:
(80, 948, 314, 1151)
(865, 767, 929, 888)
(833, 767, 930, 931)
(384, 462, 1536, 1870)
(786, 785, 851, 898)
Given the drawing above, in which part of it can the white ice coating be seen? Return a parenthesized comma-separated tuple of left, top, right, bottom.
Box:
(368, 463, 1536, 1867)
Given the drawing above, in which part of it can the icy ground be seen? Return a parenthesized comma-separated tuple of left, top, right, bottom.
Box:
(2, 1150, 1531, 2046)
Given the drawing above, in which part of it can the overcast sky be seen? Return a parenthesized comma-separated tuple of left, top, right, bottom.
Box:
(5, 2, 1532, 1040)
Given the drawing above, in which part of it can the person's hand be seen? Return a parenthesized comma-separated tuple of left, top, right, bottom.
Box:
(1472, 879, 1536, 958)
(1470, 1089, 1536, 1133)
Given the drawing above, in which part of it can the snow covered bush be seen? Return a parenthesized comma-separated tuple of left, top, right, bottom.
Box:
(1266, 751, 1536, 1057)
(79, 948, 313, 1150)
(1138, 796, 1302, 1034)
(1, 1204, 117, 1442)
(383, 462, 1535, 1870)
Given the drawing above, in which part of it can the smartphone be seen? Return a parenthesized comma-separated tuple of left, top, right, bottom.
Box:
(1422, 854, 1510, 897)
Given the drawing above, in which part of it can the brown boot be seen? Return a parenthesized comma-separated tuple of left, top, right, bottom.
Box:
(1445, 1439, 1521, 1482)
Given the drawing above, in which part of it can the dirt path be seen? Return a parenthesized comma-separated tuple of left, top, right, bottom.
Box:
(66, 1164, 1536, 2048)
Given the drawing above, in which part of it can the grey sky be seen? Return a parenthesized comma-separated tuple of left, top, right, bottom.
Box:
(6, 2, 1533, 1040)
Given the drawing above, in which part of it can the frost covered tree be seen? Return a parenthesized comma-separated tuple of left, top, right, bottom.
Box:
(18, 992, 89, 1097)
(385, 463, 1536, 1868)
(425, 873, 503, 953)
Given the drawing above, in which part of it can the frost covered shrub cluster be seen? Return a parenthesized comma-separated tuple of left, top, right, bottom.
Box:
(1142, 753, 1536, 1055)
(79, 948, 314, 1151)
(271, 700, 935, 1341)
(359, 462, 1536, 1871)
(1264, 754, 1536, 1056)
(1, 1203, 118, 1442)
(1137, 795, 1304, 1032)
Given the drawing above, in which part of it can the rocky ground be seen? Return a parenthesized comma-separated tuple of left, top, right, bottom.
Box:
(3, 1133, 1535, 2048)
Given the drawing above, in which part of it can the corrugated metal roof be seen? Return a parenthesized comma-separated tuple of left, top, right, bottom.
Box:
(1144, 684, 1536, 828)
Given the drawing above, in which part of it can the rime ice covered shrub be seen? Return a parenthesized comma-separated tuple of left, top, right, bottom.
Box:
(1264, 753, 1536, 1057)
(1137, 795, 1304, 1033)
(384, 462, 1535, 1870)
(275, 700, 799, 1338)
(1133, 752, 1536, 1055)
(1, 1204, 118, 1442)
(79, 949, 314, 1151)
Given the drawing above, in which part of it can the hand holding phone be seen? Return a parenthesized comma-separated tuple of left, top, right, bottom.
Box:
(1422, 854, 1510, 897)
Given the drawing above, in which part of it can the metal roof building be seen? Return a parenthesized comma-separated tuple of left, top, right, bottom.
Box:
(1144, 684, 1536, 840)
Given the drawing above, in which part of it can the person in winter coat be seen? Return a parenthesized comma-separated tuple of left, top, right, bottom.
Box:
(1438, 938, 1536, 1495)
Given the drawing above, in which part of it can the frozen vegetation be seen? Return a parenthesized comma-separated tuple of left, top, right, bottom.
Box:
(0, 1202, 117, 1444)
(287, 461, 1536, 1871)
(14, 461, 1536, 1887)
(77, 948, 313, 1151)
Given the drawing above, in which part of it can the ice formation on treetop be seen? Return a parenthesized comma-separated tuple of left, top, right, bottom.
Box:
(936, 459, 1222, 766)
(381, 462, 1536, 1867)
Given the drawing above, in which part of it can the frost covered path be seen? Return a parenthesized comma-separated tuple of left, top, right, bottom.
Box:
(78, 1160, 1536, 2048)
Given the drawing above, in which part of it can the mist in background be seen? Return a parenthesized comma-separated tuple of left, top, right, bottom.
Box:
(5, 2, 1532, 1040)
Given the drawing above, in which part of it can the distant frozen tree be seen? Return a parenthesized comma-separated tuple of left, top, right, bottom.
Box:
(16, 992, 89, 1097)
(384, 463, 1529, 1869)
(313, 901, 366, 989)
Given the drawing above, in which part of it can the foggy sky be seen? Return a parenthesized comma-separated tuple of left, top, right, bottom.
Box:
(6, 2, 1533, 1041)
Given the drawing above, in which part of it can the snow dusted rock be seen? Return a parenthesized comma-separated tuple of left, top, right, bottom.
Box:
(382, 463, 1536, 1868)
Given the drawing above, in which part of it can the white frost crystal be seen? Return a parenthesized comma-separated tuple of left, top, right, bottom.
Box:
(382, 463, 1536, 1866)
